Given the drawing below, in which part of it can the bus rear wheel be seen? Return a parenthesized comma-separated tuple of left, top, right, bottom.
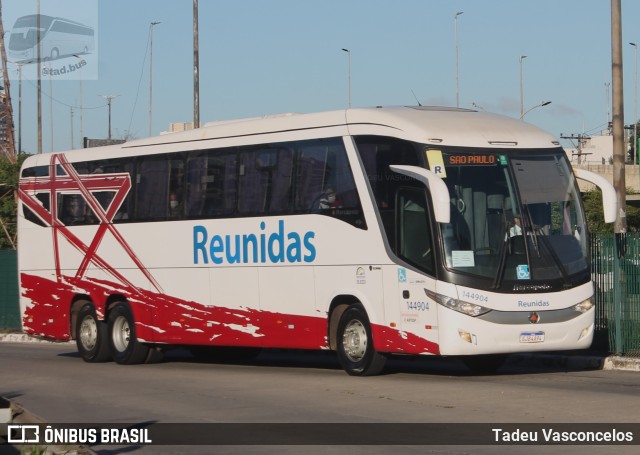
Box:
(76, 303, 111, 362)
(336, 305, 387, 376)
(108, 303, 150, 365)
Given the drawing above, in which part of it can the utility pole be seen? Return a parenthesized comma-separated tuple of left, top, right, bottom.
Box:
(611, 0, 626, 356)
(17, 63, 22, 154)
(193, 0, 200, 129)
(37, 0, 42, 154)
(0, 0, 16, 163)
(0, 3, 15, 160)
(611, 0, 626, 234)
(560, 134, 591, 165)
(99, 95, 119, 140)
(605, 82, 612, 132)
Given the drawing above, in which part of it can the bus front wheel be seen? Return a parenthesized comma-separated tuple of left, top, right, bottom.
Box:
(336, 305, 387, 376)
(108, 303, 150, 365)
(76, 303, 111, 362)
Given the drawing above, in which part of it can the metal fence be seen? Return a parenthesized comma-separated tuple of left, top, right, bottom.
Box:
(591, 232, 640, 357)
(0, 250, 20, 330)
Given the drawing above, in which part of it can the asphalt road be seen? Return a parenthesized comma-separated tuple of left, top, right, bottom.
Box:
(1, 342, 639, 455)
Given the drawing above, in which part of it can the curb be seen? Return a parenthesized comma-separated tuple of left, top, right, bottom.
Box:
(0, 332, 74, 344)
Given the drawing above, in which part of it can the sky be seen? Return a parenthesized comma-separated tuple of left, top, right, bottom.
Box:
(4, 0, 640, 154)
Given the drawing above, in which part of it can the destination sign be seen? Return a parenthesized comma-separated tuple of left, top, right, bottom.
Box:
(447, 155, 497, 165)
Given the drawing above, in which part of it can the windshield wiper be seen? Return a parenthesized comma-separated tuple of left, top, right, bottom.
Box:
(491, 214, 514, 289)
(523, 205, 540, 256)
(522, 205, 572, 286)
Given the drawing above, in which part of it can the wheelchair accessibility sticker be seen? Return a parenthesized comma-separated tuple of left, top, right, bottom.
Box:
(516, 264, 531, 280)
(398, 268, 407, 283)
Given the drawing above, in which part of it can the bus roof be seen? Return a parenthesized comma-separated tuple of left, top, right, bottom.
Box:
(22, 106, 561, 169)
(127, 106, 559, 150)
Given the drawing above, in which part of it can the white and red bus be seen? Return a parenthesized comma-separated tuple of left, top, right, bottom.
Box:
(18, 107, 616, 375)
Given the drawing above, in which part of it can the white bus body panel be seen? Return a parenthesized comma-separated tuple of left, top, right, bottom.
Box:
(18, 106, 593, 358)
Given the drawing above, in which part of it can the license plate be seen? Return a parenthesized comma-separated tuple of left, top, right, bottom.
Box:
(519, 331, 545, 343)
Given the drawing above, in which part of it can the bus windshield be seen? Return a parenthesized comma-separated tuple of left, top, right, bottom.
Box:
(435, 148, 588, 289)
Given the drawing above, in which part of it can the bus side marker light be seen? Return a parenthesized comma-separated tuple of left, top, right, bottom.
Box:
(390, 322, 397, 328)
(458, 330, 477, 344)
(579, 323, 594, 341)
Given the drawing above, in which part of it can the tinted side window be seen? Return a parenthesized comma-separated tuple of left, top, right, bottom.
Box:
(354, 136, 423, 243)
(186, 150, 236, 218)
(28, 137, 365, 228)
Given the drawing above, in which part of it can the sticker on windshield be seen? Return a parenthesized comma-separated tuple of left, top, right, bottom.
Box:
(516, 264, 531, 280)
(425, 149, 447, 178)
(452, 250, 475, 267)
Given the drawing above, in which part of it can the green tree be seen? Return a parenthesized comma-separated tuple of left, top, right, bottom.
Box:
(0, 154, 30, 249)
(582, 187, 640, 233)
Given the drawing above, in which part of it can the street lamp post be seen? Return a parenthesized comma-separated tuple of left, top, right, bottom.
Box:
(149, 21, 161, 137)
(341, 48, 351, 108)
(455, 11, 463, 108)
(48, 63, 53, 152)
(632, 42, 638, 165)
(519, 55, 527, 118)
(520, 100, 552, 119)
(73, 55, 84, 148)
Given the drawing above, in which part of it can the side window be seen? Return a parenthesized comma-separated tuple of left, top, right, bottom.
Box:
(186, 150, 237, 218)
(295, 138, 365, 228)
(354, 136, 421, 209)
(57, 194, 98, 226)
(135, 156, 169, 221)
(168, 156, 186, 219)
(21, 165, 50, 226)
(354, 136, 422, 243)
(22, 193, 50, 227)
(397, 188, 435, 275)
(72, 159, 134, 223)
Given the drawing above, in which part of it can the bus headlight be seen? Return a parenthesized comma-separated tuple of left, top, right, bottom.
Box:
(572, 298, 594, 313)
(424, 289, 491, 317)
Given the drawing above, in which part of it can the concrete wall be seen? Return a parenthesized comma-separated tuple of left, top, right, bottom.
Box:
(574, 163, 640, 193)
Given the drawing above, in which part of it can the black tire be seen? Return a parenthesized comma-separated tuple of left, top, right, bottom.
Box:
(108, 303, 150, 365)
(336, 305, 387, 376)
(76, 303, 111, 362)
(462, 354, 507, 374)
